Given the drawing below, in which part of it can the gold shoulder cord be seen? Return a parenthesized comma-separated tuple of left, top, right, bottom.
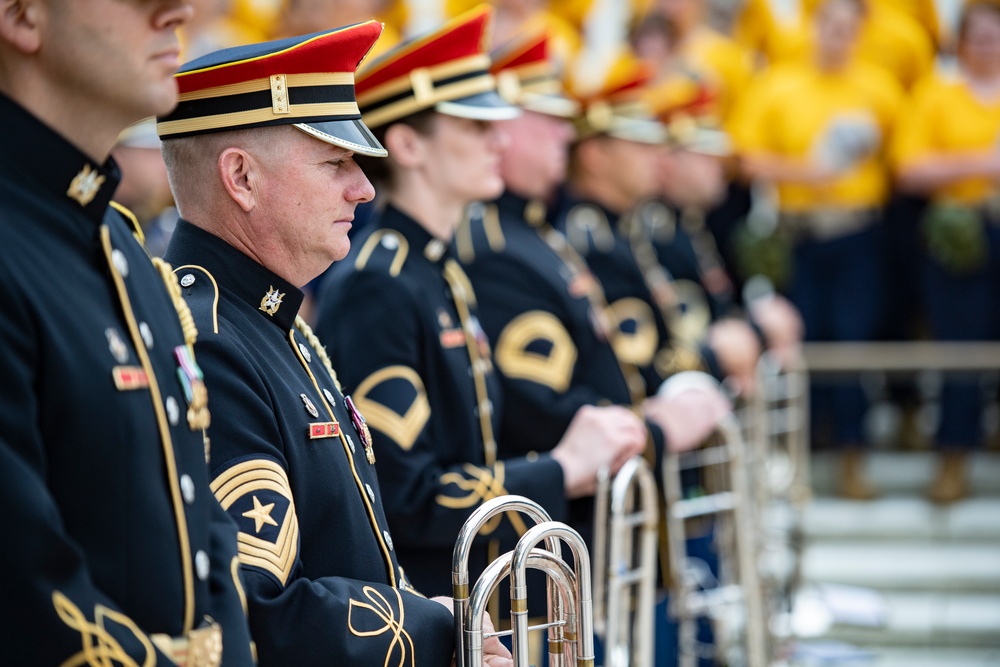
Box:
(152, 257, 198, 347)
(293, 316, 342, 392)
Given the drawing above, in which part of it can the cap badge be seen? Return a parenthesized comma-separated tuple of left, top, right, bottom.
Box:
(260, 286, 285, 316)
(67, 164, 105, 207)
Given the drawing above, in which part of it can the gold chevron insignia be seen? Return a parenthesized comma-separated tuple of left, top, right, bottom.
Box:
(606, 297, 659, 367)
(211, 459, 298, 586)
(351, 366, 431, 451)
(494, 311, 577, 392)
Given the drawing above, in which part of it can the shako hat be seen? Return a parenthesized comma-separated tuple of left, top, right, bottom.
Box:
(355, 5, 520, 129)
(569, 51, 667, 145)
(156, 21, 388, 157)
(490, 27, 579, 118)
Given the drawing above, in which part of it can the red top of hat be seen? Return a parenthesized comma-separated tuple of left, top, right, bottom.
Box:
(355, 6, 492, 98)
(175, 20, 384, 95)
(490, 29, 548, 75)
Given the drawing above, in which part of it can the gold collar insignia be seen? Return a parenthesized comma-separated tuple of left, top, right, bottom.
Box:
(67, 164, 105, 207)
(259, 285, 285, 316)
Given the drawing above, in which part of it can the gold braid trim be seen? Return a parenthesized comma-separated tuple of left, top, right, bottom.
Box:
(294, 316, 342, 392)
(152, 257, 198, 347)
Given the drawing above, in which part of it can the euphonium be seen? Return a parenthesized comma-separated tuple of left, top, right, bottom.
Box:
(592, 456, 659, 667)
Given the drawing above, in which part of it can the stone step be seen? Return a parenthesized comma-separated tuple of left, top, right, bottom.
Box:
(812, 590, 1000, 648)
(788, 644, 1000, 667)
(808, 451, 1000, 498)
(802, 497, 1000, 542)
(801, 541, 1000, 592)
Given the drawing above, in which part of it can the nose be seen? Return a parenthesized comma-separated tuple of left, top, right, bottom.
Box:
(155, 0, 195, 30)
(348, 163, 376, 204)
(490, 123, 512, 152)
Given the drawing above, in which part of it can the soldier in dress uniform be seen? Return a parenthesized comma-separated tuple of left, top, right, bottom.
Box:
(156, 22, 511, 666)
(460, 30, 733, 666)
(460, 29, 731, 472)
(554, 54, 763, 398)
(313, 8, 647, 618)
(0, 0, 255, 664)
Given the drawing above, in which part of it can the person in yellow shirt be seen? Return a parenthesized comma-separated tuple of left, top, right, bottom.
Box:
(892, 0, 1000, 503)
(731, 0, 903, 498)
(772, 0, 935, 89)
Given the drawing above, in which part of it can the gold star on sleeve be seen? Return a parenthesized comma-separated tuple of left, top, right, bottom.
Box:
(242, 495, 279, 534)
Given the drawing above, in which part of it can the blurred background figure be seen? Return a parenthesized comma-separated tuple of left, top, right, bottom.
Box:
(730, 0, 903, 498)
(892, 0, 1000, 503)
(277, 0, 400, 55)
(112, 120, 178, 257)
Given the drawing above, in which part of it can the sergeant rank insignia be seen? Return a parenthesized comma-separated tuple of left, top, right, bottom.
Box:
(259, 286, 285, 316)
(345, 395, 375, 464)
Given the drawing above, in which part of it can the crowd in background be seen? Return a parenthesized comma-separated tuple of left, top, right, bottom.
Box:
(112, 0, 1000, 504)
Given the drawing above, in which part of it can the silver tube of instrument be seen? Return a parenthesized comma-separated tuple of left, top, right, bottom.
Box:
(611, 457, 659, 667)
(452, 495, 559, 667)
(591, 464, 611, 640)
(511, 522, 595, 667)
(466, 549, 579, 667)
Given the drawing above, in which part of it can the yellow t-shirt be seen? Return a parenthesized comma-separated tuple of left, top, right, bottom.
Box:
(892, 72, 1000, 204)
(874, 0, 940, 46)
(771, 2, 934, 90)
(730, 60, 903, 212)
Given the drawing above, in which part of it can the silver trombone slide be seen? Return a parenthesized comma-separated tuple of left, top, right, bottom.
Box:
(660, 372, 769, 667)
(466, 548, 579, 667)
(592, 456, 659, 667)
(452, 495, 562, 667)
(512, 521, 596, 667)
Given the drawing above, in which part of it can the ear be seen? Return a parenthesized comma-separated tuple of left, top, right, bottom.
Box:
(382, 122, 427, 170)
(0, 0, 42, 54)
(218, 147, 257, 213)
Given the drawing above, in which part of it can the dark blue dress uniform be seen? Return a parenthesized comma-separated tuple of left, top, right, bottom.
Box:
(552, 191, 721, 391)
(163, 220, 455, 666)
(624, 200, 735, 323)
(315, 204, 568, 597)
(0, 92, 253, 664)
(458, 192, 666, 474)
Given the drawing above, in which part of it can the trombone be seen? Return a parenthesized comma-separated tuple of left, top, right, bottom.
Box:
(453, 495, 595, 667)
(592, 456, 659, 667)
(659, 371, 768, 667)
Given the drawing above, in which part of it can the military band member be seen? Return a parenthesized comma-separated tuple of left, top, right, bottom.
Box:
(157, 23, 509, 666)
(460, 32, 733, 666)
(460, 32, 731, 481)
(555, 55, 762, 397)
(0, 0, 254, 663)
(314, 9, 647, 606)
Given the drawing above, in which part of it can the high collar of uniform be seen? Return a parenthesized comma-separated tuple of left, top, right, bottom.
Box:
(166, 219, 304, 331)
(0, 91, 121, 225)
(562, 187, 621, 222)
(495, 191, 550, 228)
(379, 203, 453, 266)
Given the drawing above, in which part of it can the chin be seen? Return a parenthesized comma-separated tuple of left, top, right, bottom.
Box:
(144, 87, 180, 119)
